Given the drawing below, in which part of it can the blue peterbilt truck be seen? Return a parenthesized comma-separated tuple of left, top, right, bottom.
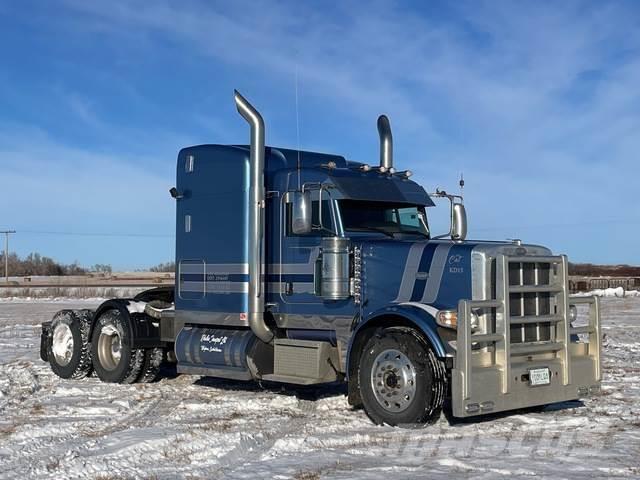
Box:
(41, 91, 602, 425)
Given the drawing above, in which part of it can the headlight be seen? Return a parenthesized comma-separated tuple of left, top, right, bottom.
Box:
(569, 305, 578, 324)
(436, 310, 457, 329)
(436, 310, 479, 331)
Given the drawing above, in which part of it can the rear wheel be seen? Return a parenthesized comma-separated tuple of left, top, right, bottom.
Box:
(358, 328, 445, 426)
(138, 348, 164, 383)
(48, 310, 93, 379)
(91, 309, 144, 384)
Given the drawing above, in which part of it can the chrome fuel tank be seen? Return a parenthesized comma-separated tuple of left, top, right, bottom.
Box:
(175, 326, 257, 378)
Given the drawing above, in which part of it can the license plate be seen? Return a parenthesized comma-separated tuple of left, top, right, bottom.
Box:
(529, 367, 551, 386)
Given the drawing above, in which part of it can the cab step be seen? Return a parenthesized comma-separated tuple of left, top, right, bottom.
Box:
(263, 339, 339, 385)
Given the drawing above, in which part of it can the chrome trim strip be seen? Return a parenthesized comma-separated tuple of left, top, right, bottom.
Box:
(399, 302, 439, 317)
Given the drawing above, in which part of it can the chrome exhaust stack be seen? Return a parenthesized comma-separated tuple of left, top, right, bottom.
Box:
(377, 114, 393, 171)
(234, 90, 274, 343)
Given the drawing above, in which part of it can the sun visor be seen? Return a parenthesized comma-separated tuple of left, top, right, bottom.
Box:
(329, 171, 434, 206)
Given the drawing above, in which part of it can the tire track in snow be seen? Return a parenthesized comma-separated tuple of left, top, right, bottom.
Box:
(211, 397, 318, 477)
(0, 385, 180, 478)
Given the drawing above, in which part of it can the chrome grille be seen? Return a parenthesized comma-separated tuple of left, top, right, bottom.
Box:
(507, 261, 556, 344)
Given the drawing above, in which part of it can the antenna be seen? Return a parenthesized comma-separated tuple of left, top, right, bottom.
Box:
(295, 63, 301, 190)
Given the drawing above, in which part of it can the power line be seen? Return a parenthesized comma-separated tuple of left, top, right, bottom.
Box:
(473, 217, 640, 233)
(16, 229, 174, 239)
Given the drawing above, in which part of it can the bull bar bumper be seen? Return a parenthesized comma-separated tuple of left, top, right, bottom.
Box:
(450, 254, 602, 417)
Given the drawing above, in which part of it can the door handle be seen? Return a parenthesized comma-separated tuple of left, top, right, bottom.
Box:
(284, 282, 294, 296)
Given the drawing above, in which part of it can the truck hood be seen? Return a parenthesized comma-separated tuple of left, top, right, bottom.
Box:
(357, 238, 552, 315)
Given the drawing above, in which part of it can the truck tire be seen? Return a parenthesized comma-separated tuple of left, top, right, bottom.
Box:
(47, 310, 93, 380)
(138, 348, 164, 383)
(91, 309, 144, 384)
(357, 328, 445, 426)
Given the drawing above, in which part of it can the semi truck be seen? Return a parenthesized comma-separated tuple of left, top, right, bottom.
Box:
(40, 91, 602, 426)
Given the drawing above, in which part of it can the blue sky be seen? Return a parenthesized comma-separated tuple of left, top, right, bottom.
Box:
(1, 0, 639, 270)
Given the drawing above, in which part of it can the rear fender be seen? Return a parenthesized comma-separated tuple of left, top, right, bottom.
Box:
(91, 299, 163, 349)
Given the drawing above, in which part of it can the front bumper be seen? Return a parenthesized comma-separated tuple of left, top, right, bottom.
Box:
(450, 255, 601, 417)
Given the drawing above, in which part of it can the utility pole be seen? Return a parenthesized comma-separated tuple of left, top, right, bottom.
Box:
(1, 230, 16, 283)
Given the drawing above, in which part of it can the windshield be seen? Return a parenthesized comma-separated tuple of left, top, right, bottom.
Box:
(339, 200, 430, 237)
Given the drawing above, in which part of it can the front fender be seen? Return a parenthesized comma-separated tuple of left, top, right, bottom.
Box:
(347, 303, 447, 379)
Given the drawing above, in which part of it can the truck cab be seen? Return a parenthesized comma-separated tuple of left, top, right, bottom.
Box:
(41, 91, 602, 426)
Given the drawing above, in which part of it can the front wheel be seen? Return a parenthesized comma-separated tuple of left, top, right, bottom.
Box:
(357, 328, 446, 426)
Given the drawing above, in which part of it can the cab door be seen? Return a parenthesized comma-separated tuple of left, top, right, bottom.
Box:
(279, 186, 340, 306)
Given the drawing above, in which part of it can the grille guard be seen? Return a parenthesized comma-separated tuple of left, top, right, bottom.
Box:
(451, 254, 602, 417)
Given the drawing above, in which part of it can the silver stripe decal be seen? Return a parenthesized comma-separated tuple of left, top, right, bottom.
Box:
(393, 243, 427, 303)
(180, 281, 205, 292)
(420, 244, 452, 304)
(207, 264, 249, 274)
(267, 282, 315, 294)
(272, 264, 314, 274)
(270, 250, 319, 274)
(181, 281, 249, 293)
(400, 302, 439, 317)
(183, 281, 316, 294)
(180, 263, 249, 274)
(180, 262, 316, 275)
(207, 282, 249, 293)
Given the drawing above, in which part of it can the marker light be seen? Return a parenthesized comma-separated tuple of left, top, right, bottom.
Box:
(360, 164, 371, 172)
(436, 310, 458, 329)
(379, 166, 387, 173)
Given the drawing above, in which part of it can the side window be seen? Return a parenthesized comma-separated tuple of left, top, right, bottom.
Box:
(287, 199, 334, 236)
(397, 207, 420, 227)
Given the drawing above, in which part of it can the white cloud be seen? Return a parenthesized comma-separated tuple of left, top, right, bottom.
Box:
(0, 124, 176, 268)
(4, 0, 640, 264)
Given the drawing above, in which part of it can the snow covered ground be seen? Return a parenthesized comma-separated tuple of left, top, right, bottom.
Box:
(575, 287, 640, 298)
(0, 298, 638, 479)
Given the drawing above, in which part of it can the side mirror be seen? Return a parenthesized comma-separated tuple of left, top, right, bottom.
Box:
(169, 187, 183, 199)
(291, 191, 312, 234)
(451, 203, 467, 241)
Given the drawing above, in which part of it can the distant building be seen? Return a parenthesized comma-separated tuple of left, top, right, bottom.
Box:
(569, 276, 640, 293)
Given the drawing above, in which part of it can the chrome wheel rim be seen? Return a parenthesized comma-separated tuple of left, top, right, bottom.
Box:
(52, 323, 74, 366)
(370, 348, 417, 413)
(97, 324, 122, 371)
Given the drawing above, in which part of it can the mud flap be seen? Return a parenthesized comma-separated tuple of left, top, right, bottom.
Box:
(40, 321, 52, 362)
